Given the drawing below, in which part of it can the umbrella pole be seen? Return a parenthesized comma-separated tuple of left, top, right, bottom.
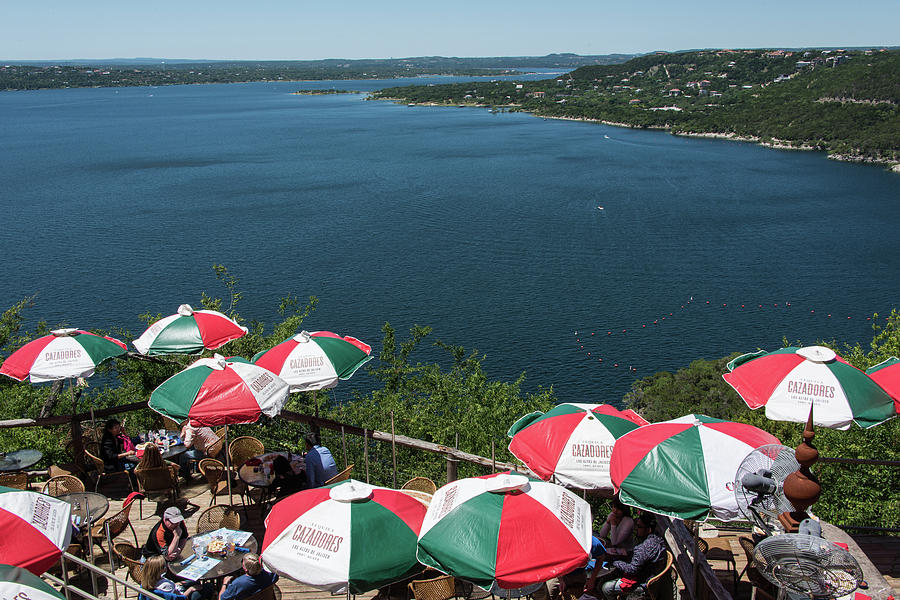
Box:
(225, 424, 233, 505)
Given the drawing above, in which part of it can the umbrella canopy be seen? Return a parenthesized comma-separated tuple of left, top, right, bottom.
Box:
(133, 304, 247, 355)
(416, 472, 591, 590)
(261, 480, 427, 594)
(252, 330, 372, 392)
(0, 486, 73, 574)
(149, 354, 289, 426)
(507, 403, 643, 490)
(610, 414, 780, 521)
(0, 564, 67, 600)
(865, 357, 900, 414)
(723, 345, 896, 429)
(0, 328, 126, 383)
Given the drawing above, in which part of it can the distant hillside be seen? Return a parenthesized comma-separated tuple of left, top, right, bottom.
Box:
(374, 49, 900, 169)
(0, 54, 637, 90)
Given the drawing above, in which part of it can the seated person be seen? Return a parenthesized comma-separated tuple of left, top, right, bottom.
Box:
(136, 443, 180, 480)
(303, 432, 338, 488)
(179, 422, 221, 478)
(597, 498, 634, 558)
(140, 555, 214, 600)
(535, 535, 605, 600)
(585, 513, 666, 600)
(142, 506, 190, 560)
(100, 418, 138, 473)
(219, 552, 279, 600)
(271, 455, 305, 499)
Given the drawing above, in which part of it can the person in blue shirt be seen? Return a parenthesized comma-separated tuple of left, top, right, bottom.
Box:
(304, 432, 338, 488)
(219, 553, 279, 600)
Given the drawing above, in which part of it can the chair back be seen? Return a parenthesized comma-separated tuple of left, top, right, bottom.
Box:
(43, 474, 86, 496)
(738, 536, 756, 563)
(199, 458, 227, 492)
(643, 550, 675, 600)
(408, 574, 456, 600)
(205, 428, 227, 459)
(93, 501, 135, 542)
(401, 477, 437, 494)
(84, 447, 106, 474)
(243, 583, 278, 600)
(324, 464, 354, 486)
(697, 538, 709, 554)
(195, 505, 241, 535)
(135, 465, 178, 495)
(0, 472, 28, 490)
(114, 542, 144, 583)
(229, 436, 265, 469)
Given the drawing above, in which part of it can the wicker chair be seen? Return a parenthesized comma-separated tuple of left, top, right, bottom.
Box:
(697, 537, 738, 591)
(401, 477, 437, 495)
(324, 464, 354, 485)
(42, 474, 86, 496)
(243, 584, 279, 600)
(626, 550, 675, 600)
(205, 428, 228, 460)
(228, 436, 264, 470)
(135, 465, 180, 519)
(199, 458, 231, 506)
(0, 472, 29, 489)
(400, 489, 434, 506)
(195, 505, 242, 535)
(113, 542, 144, 598)
(84, 447, 134, 494)
(408, 574, 457, 600)
(90, 494, 140, 552)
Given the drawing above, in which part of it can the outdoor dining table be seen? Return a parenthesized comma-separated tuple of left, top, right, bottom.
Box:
(58, 492, 110, 528)
(0, 449, 43, 472)
(169, 533, 258, 581)
(238, 451, 305, 489)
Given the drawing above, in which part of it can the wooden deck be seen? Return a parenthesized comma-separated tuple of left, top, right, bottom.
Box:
(48, 479, 900, 600)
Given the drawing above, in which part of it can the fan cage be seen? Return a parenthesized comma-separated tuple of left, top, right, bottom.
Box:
(734, 444, 799, 529)
(753, 534, 862, 598)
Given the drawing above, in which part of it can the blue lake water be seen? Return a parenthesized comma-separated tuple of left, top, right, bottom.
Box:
(1, 76, 898, 404)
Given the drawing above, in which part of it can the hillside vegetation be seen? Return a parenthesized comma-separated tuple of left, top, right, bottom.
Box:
(374, 48, 900, 168)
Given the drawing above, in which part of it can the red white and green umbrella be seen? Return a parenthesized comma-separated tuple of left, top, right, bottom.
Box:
(416, 472, 591, 589)
(610, 415, 780, 521)
(133, 304, 248, 356)
(0, 328, 126, 383)
(261, 480, 427, 594)
(865, 357, 900, 414)
(507, 403, 643, 490)
(0, 564, 67, 600)
(252, 330, 372, 392)
(0, 486, 73, 574)
(148, 354, 289, 426)
(723, 345, 896, 429)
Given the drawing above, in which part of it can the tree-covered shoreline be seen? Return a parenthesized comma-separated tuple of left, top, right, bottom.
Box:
(373, 49, 900, 170)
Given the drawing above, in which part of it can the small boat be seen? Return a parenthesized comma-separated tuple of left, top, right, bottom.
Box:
(597, 206, 604, 210)
(408, 103, 415, 107)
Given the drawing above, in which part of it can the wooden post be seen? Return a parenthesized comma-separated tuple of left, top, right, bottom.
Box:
(341, 425, 348, 469)
(363, 428, 370, 483)
(446, 454, 458, 483)
(491, 440, 496, 473)
(70, 383, 86, 473)
(391, 411, 397, 489)
(311, 391, 320, 439)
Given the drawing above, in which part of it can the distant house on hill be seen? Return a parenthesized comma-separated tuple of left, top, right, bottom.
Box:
(629, 98, 641, 105)
(527, 91, 546, 98)
(668, 88, 681, 97)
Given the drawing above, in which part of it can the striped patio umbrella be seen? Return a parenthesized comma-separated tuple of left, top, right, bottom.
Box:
(148, 354, 289, 426)
(0, 564, 67, 600)
(507, 403, 643, 490)
(723, 345, 896, 429)
(261, 480, 427, 594)
(865, 357, 900, 414)
(416, 472, 591, 589)
(610, 415, 780, 521)
(0, 486, 73, 574)
(133, 304, 248, 355)
(252, 330, 372, 392)
(0, 328, 126, 383)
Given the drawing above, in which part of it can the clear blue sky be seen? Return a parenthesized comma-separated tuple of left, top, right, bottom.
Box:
(3, 0, 897, 61)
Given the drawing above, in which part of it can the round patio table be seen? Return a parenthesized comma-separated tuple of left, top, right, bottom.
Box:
(169, 533, 258, 581)
(58, 492, 110, 526)
(484, 581, 544, 598)
(0, 449, 43, 472)
(162, 444, 188, 462)
(238, 452, 305, 489)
